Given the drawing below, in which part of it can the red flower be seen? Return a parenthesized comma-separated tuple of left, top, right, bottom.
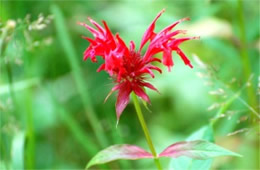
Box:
(79, 9, 198, 123)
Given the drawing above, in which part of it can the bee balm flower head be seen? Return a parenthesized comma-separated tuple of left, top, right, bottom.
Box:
(79, 9, 198, 123)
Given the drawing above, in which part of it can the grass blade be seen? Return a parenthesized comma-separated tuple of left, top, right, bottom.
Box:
(51, 4, 108, 148)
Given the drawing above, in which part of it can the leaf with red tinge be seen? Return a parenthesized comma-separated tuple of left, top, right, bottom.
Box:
(86, 144, 153, 169)
(159, 140, 242, 160)
(169, 126, 214, 170)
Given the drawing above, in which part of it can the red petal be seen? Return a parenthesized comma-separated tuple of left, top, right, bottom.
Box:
(83, 47, 97, 61)
(147, 65, 162, 73)
(149, 57, 161, 63)
(116, 33, 129, 55)
(162, 48, 173, 71)
(97, 63, 106, 72)
(130, 41, 135, 51)
(157, 17, 189, 36)
(133, 86, 150, 103)
(88, 17, 105, 34)
(78, 22, 102, 38)
(151, 30, 186, 46)
(102, 20, 115, 40)
(135, 67, 155, 78)
(145, 68, 155, 78)
(139, 9, 165, 51)
(176, 48, 193, 68)
(140, 82, 160, 93)
(82, 36, 97, 45)
(105, 84, 121, 103)
(169, 37, 199, 48)
(116, 83, 132, 123)
(164, 30, 187, 40)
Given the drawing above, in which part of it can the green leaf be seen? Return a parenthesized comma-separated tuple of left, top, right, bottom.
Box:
(0, 78, 40, 96)
(187, 125, 214, 142)
(159, 140, 242, 159)
(86, 144, 153, 169)
(47, 88, 99, 156)
(11, 131, 25, 169)
(142, 100, 151, 112)
(169, 157, 212, 170)
(169, 125, 214, 170)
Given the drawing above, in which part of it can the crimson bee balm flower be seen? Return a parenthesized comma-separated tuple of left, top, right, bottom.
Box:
(79, 9, 198, 123)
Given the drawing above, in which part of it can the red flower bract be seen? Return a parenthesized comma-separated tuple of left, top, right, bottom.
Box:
(79, 9, 198, 123)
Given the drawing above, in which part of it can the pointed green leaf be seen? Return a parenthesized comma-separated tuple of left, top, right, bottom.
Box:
(142, 100, 151, 112)
(187, 125, 214, 142)
(169, 156, 212, 170)
(86, 144, 153, 169)
(170, 125, 214, 170)
(11, 131, 25, 169)
(159, 140, 242, 159)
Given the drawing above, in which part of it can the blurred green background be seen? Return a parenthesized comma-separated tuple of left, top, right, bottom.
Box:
(0, 0, 259, 169)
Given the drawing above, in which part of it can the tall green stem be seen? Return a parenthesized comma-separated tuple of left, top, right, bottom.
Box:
(51, 4, 108, 148)
(131, 93, 162, 170)
(237, 0, 257, 120)
(25, 91, 35, 169)
(237, 1, 259, 168)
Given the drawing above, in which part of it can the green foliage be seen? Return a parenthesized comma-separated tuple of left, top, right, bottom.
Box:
(86, 144, 153, 169)
(0, 0, 259, 169)
(11, 131, 25, 169)
(160, 140, 242, 159)
(170, 126, 215, 170)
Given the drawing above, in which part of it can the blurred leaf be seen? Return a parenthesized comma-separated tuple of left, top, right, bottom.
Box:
(159, 140, 241, 159)
(32, 87, 56, 132)
(169, 156, 212, 170)
(203, 38, 239, 62)
(46, 78, 99, 156)
(0, 78, 40, 96)
(187, 125, 214, 142)
(47, 73, 78, 103)
(50, 96, 99, 156)
(11, 131, 25, 169)
(51, 4, 108, 147)
(0, 161, 10, 170)
(187, 17, 232, 38)
(169, 125, 214, 170)
(86, 144, 153, 169)
(142, 99, 151, 112)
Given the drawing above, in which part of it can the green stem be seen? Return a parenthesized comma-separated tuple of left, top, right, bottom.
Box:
(25, 90, 35, 169)
(237, 0, 257, 121)
(210, 91, 240, 127)
(131, 93, 162, 170)
(237, 2, 259, 168)
(51, 4, 108, 148)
